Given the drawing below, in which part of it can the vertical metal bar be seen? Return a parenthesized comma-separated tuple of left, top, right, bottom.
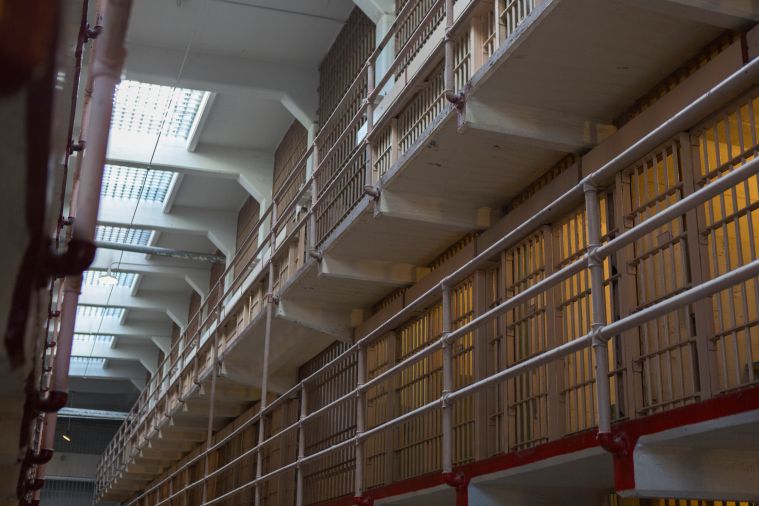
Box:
(296, 384, 306, 506)
(355, 344, 367, 499)
(309, 143, 320, 252)
(255, 204, 278, 506)
(441, 285, 453, 473)
(444, 0, 455, 98)
(201, 334, 218, 503)
(365, 60, 376, 189)
(584, 184, 613, 435)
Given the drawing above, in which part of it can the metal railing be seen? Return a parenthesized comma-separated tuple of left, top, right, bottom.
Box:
(97, 43, 759, 501)
(105, 62, 759, 503)
(92, 1, 759, 503)
(97, 0, 508, 497)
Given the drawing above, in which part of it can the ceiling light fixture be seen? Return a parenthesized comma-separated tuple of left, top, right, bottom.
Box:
(62, 417, 72, 442)
(98, 263, 119, 286)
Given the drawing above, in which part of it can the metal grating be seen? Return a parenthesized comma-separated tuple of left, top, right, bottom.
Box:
(111, 80, 205, 140)
(76, 305, 125, 320)
(70, 356, 106, 368)
(39, 479, 96, 506)
(101, 164, 175, 203)
(54, 417, 122, 454)
(95, 225, 153, 246)
(82, 269, 137, 288)
(73, 333, 115, 346)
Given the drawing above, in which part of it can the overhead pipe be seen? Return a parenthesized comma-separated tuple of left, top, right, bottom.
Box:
(443, 0, 463, 106)
(28, 0, 133, 501)
(254, 205, 277, 506)
(21, 0, 99, 502)
(95, 241, 227, 264)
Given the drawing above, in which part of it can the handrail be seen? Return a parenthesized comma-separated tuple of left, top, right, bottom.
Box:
(98, 0, 759, 499)
(104, 44, 759, 501)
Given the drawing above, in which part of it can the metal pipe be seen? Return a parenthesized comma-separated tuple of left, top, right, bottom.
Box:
(354, 344, 367, 501)
(296, 384, 306, 506)
(583, 184, 613, 437)
(94, 241, 227, 264)
(441, 285, 453, 474)
(201, 335, 218, 503)
(34, 0, 131, 500)
(443, 0, 459, 104)
(255, 205, 277, 506)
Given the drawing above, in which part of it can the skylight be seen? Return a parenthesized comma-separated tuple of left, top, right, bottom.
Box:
(74, 334, 115, 346)
(76, 306, 125, 320)
(70, 356, 106, 369)
(95, 226, 153, 246)
(111, 80, 206, 141)
(83, 269, 137, 288)
(101, 165, 175, 203)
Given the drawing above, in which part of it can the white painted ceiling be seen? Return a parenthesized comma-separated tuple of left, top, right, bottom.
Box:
(153, 230, 218, 253)
(74, 0, 356, 406)
(199, 94, 295, 149)
(127, 0, 352, 64)
(171, 173, 249, 211)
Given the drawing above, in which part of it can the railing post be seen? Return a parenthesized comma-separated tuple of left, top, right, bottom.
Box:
(441, 282, 468, 498)
(308, 144, 320, 256)
(364, 60, 377, 191)
(354, 344, 368, 503)
(201, 333, 218, 503)
(584, 184, 626, 453)
(443, 0, 461, 106)
(441, 284, 453, 474)
(296, 383, 307, 506)
(255, 203, 278, 506)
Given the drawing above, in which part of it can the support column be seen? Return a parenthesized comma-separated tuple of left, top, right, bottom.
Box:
(364, 60, 377, 191)
(296, 384, 307, 506)
(308, 141, 320, 257)
(354, 345, 368, 504)
(441, 282, 469, 505)
(585, 184, 626, 454)
(201, 334, 218, 503)
(441, 285, 453, 475)
(255, 204, 278, 506)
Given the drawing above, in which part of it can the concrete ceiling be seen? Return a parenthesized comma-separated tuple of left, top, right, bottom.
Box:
(171, 173, 249, 211)
(78, 0, 359, 394)
(126, 0, 352, 64)
(199, 94, 296, 150)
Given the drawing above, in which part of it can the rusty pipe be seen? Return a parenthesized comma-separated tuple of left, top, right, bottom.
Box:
(31, 0, 133, 499)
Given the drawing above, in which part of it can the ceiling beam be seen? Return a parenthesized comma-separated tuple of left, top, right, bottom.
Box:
(186, 92, 216, 153)
(74, 317, 172, 339)
(79, 286, 190, 329)
(91, 250, 211, 300)
(353, 0, 394, 23)
(124, 42, 319, 128)
(97, 197, 238, 257)
(72, 341, 160, 374)
(106, 136, 274, 205)
(68, 361, 148, 390)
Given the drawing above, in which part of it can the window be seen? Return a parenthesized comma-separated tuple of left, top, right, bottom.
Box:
(70, 356, 106, 369)
(95, 226, 153, 246)
(73, 334, 115, 346)
(76, 306, 125, 320)
(101, 165, 175, 203)
(83, 269, 137, 288)
(111, 80, 206, 141)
